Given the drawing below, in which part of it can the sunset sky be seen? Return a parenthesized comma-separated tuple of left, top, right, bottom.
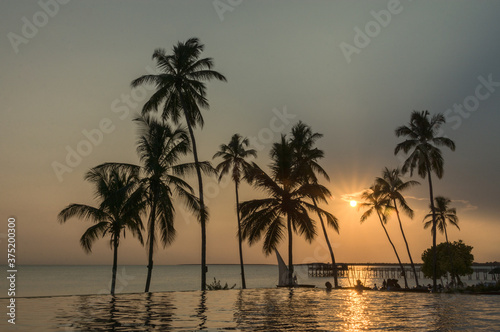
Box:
(1, 0, 499, 267)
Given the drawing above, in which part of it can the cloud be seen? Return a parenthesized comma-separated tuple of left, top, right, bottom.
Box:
(340, 190, 365, 203)
(406, 196, 478, 212)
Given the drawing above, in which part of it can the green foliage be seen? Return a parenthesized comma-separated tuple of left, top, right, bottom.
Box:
(421, 240, 474, 279)
(206, 277, 236, 290)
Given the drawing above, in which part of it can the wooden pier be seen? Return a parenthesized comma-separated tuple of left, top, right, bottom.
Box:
(307, 263, 498, 281)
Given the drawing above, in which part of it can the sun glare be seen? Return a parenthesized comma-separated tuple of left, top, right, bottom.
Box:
(350, 200, 357, 207)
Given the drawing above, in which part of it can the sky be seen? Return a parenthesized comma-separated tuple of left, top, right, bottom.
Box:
(1, 0, 499, 267)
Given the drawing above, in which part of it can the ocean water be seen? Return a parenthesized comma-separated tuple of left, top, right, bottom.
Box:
(1, 265, 499, 330)
(1, 264, 493, 298)
(2, 288, 500, 331)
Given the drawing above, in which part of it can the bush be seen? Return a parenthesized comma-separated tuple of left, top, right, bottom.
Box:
(206, 277, 236, 290)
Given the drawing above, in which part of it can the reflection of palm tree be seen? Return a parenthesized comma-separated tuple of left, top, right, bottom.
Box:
(424, 196, 460, 284)
(375, 167, 420, 286)
(197, 291, 208, 330)
(58, 166, 144, 295)
(241, 136, 336, 286)
(213, 134, 257, 289)
(132, 37, 226, 290)
(359, 185, 408, 288)
(395, 110, 455, 291)
(289, 122, 340, 288)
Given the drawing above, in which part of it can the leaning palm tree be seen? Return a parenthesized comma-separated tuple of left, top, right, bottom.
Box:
(213, 134, 257, 289)
(424, 196, 460, 285)
(240, 136, 337, 286)
(58, 165, 144, 295)
(289, 122, 340, 288)
(359, 184, 408, 288)
(98, 115, 204, 292)
(375, 167, 420, 286)
(132, 37, 226, 290)
(395, 110, 456, 291)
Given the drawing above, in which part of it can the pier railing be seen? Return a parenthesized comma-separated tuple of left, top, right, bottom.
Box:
(307, 263, 498, 281)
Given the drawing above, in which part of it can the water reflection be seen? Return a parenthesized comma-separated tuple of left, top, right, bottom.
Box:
(195, 291, 207, 330)
(56, 292, 176, 331)
(36, 288, 500, 331)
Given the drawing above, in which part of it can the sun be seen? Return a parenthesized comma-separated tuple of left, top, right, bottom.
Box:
(350, 200, 357, 207)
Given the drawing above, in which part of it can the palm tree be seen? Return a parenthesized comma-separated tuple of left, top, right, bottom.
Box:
(132, 37, 226, 290)
(99, 115, 203, 292)
(424, 196, 460, 285)
(58, 165, 144, 295)
(289, 122, 340, 288)
(375, 167, 420, 286)
(213, 134, 257, 289)
(395, 110, 456, 291)
(240, 136, 336, 286)
(359, 184, 408, 288)
(134, 115, 202, 292)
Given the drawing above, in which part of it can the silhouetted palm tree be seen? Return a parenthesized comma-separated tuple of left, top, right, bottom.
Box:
(134, 115, 203, 292)
(58, 165, 144, 295)
(289, 122, 340, 288)
(240, 136, 336, 286)
(98, 115, 204, 292)
(375, 167, 420, 286)
(423, 196, 460, 241)
(213, 134, 257, 289)
(132, 38, 226, 290)
(359, 184, 408, 288)
(395, 110, 456, 291)
(424, 196, 460, 285)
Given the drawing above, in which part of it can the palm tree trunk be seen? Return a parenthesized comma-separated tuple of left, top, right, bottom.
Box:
(287, 214, 294, 286)
(444, 226, 456, 286)
(144, 199, 157, 293)
(178, 93, 208, 291)
(376, 211, 408, 288)
(426, 165, 438, 292)
(235, 182, 246, 289)
(312, 197, 338, 288)
(111, 236, 118, 295)
(393, 201, 419, 287)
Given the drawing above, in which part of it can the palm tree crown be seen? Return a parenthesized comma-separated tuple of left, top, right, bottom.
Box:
(213, 134, 257, 185)
(424, 196, 460, 240)
(395, 110, 456, 178)
(131, 37, 227, 127)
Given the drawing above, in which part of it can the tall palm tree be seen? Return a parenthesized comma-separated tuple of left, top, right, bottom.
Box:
(132, 37, 226, 290)
(289, 122, 340, 288)
(135, 115, 202, 292)
(240, 136, 337, 286)
(424, 196, 460, 285)
(213, 134, 257, 289)
(359, 184, 408, 288)
(375, 167, 420, 286)
(99, 115, 203, 292)
(395, 110, 456, 291)
(58, 165, 144, 295)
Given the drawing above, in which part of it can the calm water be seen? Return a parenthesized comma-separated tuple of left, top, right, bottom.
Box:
(1, 265, 499, 330)
(1, 264, 493, 297)
(1, 288, 500, 331)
